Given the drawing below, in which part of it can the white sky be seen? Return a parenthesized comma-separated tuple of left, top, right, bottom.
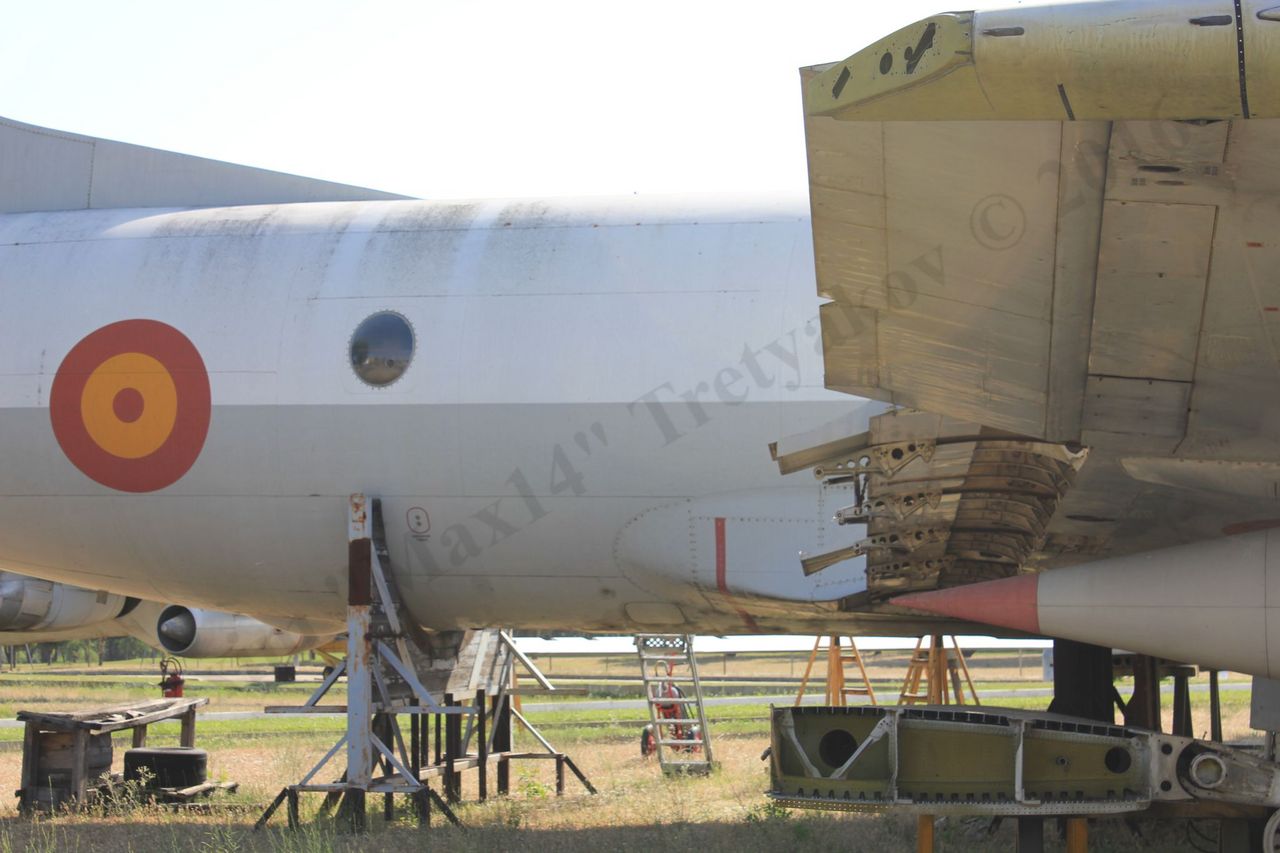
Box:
(0, 1, 946, 200)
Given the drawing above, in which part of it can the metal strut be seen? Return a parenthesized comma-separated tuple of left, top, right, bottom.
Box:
(256, 494, 464, 831)
(256, 494, 594, 832)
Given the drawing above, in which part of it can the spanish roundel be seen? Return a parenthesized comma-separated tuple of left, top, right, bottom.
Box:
(50, 320, 211, 493)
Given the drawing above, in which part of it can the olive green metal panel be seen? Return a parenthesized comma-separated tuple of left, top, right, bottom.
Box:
(770, 705, 1152, 815)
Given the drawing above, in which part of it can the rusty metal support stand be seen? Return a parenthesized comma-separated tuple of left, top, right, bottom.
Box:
(255, 494, 468, 833)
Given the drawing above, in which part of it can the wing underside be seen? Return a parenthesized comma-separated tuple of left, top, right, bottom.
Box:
(793, 3, 1280, 613)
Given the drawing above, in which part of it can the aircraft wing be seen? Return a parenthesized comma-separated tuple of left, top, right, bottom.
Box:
(792, 4, 1280, 609)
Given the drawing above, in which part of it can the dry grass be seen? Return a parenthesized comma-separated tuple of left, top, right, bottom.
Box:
(0, 657, 1259, 851)
(0, 731, 1228, 852)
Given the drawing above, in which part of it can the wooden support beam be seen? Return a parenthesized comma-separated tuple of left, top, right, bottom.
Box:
(180, 707, 196, 748)
(70, 729, 88, 805)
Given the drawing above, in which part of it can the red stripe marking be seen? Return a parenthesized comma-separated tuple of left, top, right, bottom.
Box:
(1247, 241, 1265, 248)
(713, 518, 760, 632)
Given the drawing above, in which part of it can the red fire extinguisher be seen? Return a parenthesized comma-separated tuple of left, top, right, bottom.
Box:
(159, 657, 184, 698)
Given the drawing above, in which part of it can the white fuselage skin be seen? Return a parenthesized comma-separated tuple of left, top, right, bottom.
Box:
(0, 194, 876, 636)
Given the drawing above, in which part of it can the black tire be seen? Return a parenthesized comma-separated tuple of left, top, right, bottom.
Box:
(640, 724, 656, 757)
(124, 747, 208, 789)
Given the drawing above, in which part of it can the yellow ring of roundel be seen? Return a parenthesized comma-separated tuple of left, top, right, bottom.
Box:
(79, 352, 179, 460)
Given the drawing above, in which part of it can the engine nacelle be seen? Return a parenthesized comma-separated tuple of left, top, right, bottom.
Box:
(155, 605, 333, 658)
(0, 571, 129, 632)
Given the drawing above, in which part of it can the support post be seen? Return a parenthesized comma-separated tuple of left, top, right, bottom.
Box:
(1126, 654, 1162, 731)
(1050, 639, 1114, 723)
(132, 725, 147, 748)
(415, 786, 430, 827)
(1065, 817, 1088, 853)
(826, 637, 844, 705)
(180, 707, 196, 747)
(1172, 671, 1192, 737)
(916, 815, 934, 853)
(410, 713, 421, 779)
(18, 721, 37, 814)
(346, 495, 375, 794)
(477, 688, 488, 802)
(445, 693, 460, 804)
(1016, 816, 1044, 853)
(1210, 670, 1223, 742)
(71, 728, 88, 805)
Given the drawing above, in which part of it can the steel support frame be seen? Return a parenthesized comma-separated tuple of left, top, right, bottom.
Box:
(257, 494, 594, 832)
(256, 494, 466, 832)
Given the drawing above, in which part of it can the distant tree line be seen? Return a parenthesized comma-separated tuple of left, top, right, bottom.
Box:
(3, 636, 157, 666)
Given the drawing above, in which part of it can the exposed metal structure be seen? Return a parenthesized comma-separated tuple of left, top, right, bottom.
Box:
(257, 494, 467, 828)
(777, 409, 1086, 608)
(769, 705, 1280, 819)
(257, 495, 593, 831)
(636, 634, 714, 773)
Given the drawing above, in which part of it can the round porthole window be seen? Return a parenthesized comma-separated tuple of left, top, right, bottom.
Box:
(350, 311, 414, 387)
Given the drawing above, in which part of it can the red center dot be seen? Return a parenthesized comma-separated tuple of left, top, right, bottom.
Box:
(112, 387, 145, 424)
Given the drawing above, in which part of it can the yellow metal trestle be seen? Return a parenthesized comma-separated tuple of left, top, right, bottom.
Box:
(795, 636, 877, 706)
(897, 634, 980, 706)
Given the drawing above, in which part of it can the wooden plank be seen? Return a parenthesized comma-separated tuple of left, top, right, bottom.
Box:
(71, 729, 88, 804)
(416, 758, 480, 779)
(132, 725, 147, 748)
(17, 697, 209, 731)
(180, 708, 196, 748)
(83, 699, 211, 733)
(17, 697, 201, 725)
(18, 722, 38, 814)
(167, 782, 217, 800)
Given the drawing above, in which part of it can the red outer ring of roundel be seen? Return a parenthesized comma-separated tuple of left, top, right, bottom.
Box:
(50, 320, 211, 493)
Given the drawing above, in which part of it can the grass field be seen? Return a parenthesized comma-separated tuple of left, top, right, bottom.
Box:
(0, 652, 1261, 850)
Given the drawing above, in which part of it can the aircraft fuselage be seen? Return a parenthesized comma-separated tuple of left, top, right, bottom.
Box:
(0, 194, 876, 634)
